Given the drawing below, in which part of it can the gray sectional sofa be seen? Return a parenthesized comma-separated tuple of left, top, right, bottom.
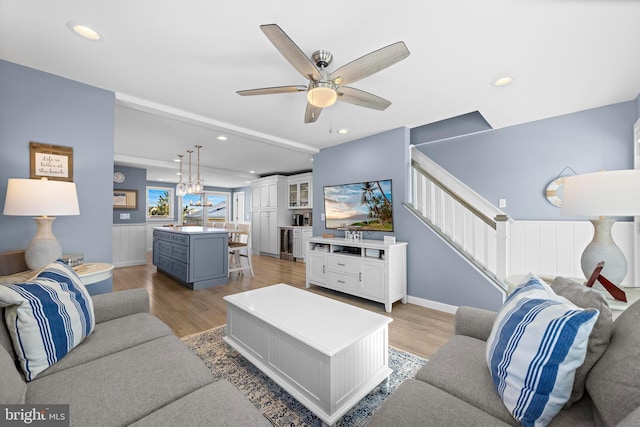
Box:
(369, 278, 640, 426)
(0, 288, 269, 426)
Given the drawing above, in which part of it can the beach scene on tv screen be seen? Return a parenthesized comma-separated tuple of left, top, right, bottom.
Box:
(324, 180, 393, 231)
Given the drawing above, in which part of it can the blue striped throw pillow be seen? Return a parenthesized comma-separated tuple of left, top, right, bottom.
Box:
(486, 275, 598, 426)
(0, 260, 95, 381)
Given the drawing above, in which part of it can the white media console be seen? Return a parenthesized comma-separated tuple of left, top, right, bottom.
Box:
(306, 237, 407, 312)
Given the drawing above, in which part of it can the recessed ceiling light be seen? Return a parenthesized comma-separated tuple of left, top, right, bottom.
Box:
(67, 21, 103, 41)
(216, 136, 228, 141)
(176, 172, 182, 176)
(173, 158, 180, 162)
(493, 76, 513, 87)
(337, 129, 349, 134)
(249, 170, 255, 174)
(157, 178, 164, 181)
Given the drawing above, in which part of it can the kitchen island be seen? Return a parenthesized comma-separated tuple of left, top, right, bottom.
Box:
(152, 226, 229, 290)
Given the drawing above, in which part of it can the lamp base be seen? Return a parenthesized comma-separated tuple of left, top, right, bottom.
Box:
(581, 219, 627, 286)
(25, 217, 62, 270)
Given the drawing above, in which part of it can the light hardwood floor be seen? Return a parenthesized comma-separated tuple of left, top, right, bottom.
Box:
(112, 253, 455, 359)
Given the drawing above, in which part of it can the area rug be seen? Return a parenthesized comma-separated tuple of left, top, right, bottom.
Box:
(181, 325, 427, 427)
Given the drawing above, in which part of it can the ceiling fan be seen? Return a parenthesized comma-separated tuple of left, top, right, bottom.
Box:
(237, 24, 410, 123)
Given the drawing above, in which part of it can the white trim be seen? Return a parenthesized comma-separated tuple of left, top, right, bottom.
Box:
(116, 93, 319, 155)
(406, 295, 458, 314)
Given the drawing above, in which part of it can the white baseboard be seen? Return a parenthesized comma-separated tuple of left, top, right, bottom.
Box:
(406, 295, 458, 314)
(113, 260, 147, 268)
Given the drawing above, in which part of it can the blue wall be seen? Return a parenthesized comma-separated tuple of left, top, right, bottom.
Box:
(0, 60, 115, 293)
(113, 166, 147, 224)
(313, 127, 504, 311)
(417, 102, 635, 220)
(314, 100, 638, 311)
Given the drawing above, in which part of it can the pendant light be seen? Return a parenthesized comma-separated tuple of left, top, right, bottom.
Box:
(186, 149, 194, 194)
(175, 154, 186, 196)
(194, 145, 204, 193)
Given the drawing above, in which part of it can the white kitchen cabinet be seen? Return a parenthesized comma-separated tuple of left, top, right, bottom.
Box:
(288, 172, 312, 209)
(250, 176, 289, 256)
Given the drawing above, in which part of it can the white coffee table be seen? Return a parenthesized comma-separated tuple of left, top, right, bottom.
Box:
(223, 283, 393, 426)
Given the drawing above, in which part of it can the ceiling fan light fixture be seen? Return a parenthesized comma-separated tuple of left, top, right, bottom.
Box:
(307, 82, 337, 108)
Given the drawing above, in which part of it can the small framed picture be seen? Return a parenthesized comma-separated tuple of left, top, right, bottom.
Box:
(29, 142, 74, 182)
(113, 190, 138, 209)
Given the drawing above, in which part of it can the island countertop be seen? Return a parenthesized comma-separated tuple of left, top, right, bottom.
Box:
(153, 226, 232, 235)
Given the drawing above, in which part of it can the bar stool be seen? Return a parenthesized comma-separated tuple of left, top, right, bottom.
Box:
(228, 223, 254, 277)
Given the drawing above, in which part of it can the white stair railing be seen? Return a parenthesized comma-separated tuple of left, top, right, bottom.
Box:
(408, 148, 509, 284)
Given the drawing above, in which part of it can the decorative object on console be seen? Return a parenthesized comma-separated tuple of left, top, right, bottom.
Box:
(3, 177, 80, 270)
(561, 169, 640, 285)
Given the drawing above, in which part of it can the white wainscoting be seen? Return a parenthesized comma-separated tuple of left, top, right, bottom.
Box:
(508, 220, 635, 287)
(112, 224, 147, 267)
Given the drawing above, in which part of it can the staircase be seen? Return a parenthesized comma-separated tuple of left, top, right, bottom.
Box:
(406, 147, 509, 293)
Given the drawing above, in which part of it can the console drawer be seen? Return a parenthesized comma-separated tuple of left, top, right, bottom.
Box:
(327, 256, 360, 275)
(327, 271, 358, 292)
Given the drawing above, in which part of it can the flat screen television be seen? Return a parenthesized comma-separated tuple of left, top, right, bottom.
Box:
(323, 179, 393, 231)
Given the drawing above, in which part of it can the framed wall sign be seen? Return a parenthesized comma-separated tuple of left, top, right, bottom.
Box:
(113, 190, 138, 209)
(29, 142, 74, 182)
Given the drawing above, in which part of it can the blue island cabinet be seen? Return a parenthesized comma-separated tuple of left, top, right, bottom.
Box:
(153, 227, 229, 290)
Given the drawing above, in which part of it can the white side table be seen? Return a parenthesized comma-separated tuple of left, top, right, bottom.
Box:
(505, 274, 640, 320)
(0, 262, 114, 287)
(73, 263, 114, 285)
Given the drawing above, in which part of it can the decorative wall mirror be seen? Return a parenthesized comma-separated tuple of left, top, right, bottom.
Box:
(545, 177, 565, 207)
(545, 166, 577, 207)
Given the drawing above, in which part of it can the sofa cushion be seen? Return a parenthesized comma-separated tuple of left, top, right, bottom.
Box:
(26, 335, 214, 426)
(416, 335, 519, 425)
(0, 261, 95, 381)
(368, 378, 513, 427)
(551, 277, 613, 406)
(0, 344, 26, 404)
(586, 298, 640, 427)
(486, 275, 598, 426)
(36, 312, 173, 378)
(129, 380, 271, 426)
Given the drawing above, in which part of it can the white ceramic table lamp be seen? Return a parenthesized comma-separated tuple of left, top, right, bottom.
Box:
(3, 177, 80, 270)
(561, 170, 640, 285)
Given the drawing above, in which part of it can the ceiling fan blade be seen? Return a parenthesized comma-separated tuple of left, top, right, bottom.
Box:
(237, 86, 307, 96)
(330, 41, 410, 86)
(304, 103, 323, 123)
(337, 86, 392, 111)
(260, 24, 322, 81)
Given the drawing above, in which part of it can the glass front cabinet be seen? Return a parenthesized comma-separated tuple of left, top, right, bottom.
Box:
(288, 173, 312, 209)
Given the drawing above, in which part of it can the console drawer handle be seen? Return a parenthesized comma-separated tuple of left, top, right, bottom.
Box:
(337, 263, 345, 266)
(338, 280, 345, 284)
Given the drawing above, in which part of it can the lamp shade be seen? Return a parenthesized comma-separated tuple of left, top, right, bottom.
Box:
(3, 178, 80, 216)
(560, 170, 640, 217)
